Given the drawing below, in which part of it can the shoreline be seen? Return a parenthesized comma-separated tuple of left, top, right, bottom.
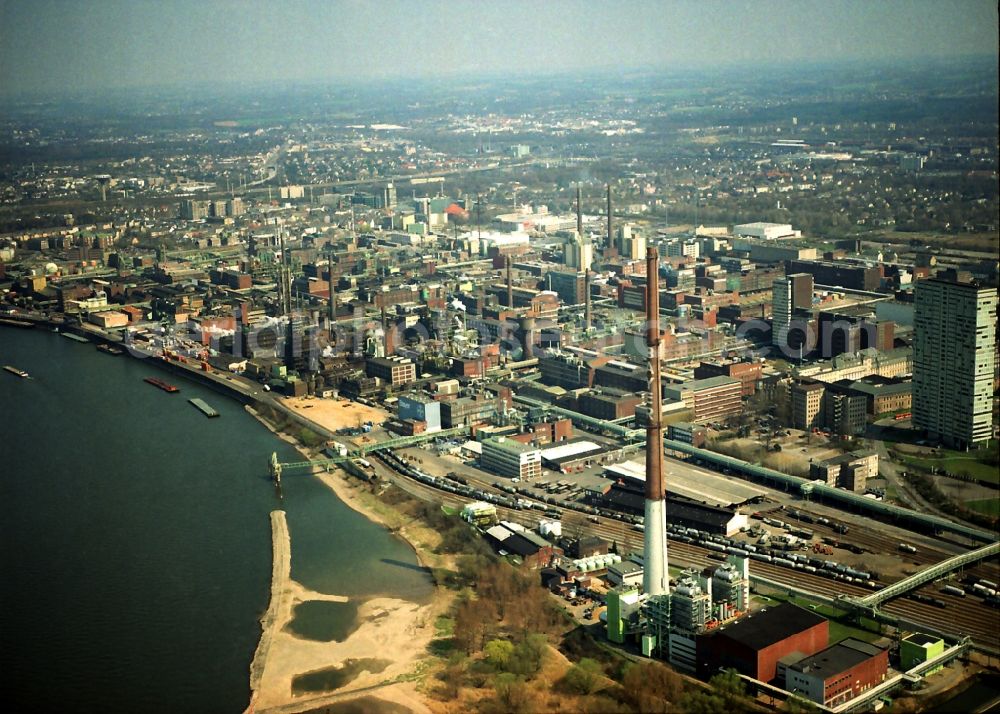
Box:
(243, 405, 444, 714)
(245, 510, 291, 714)
(8, 327, 443, 713)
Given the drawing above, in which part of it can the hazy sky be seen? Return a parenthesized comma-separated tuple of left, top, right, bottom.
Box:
(1, 0, 997, 94)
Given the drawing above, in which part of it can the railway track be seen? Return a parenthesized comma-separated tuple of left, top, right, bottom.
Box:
(355, 455, 1000, 646)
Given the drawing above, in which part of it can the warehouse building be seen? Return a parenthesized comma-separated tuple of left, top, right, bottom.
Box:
(484, 523, 562, 569)
(539, 439, 607, 473)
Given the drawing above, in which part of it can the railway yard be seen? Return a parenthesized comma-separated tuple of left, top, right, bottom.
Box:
(338, 439, 1000, 653)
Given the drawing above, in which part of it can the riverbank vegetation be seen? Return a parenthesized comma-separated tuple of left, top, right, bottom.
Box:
(346, 473, 761, 713)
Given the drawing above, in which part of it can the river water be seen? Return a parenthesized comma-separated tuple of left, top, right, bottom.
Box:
(0, 328, 432, 713)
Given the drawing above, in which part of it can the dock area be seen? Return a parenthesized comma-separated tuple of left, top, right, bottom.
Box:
(189, 398, 220, 418)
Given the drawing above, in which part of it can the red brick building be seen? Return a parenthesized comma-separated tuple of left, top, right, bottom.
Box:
(785, 638, 888, 707)
(697, 603, 828, 683)
(694, 359, 763, 397)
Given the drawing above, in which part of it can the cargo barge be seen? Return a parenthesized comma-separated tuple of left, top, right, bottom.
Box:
(4, 365, 30, 378)
(145, 377, 180, 393)
(62, 333, 91, 343)
(189, 398, 220, 418)
(97, 344, 125, 356)
(0, 318, 34, 329)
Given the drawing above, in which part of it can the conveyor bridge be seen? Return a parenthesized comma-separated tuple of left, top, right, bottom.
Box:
(269, 426, 468, 478)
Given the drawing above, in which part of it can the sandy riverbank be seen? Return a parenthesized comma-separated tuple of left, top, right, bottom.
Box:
(244, 406, 446, 714)
(246, 510, 291, 714)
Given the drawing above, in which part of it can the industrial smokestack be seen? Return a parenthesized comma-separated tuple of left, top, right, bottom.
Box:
(584, 270, 592, 332)
(381, 305, 389, 355)
(576, 185, 583, 239)
(327, 252, 336, 328)
(506, 255, 513, 309)
(643, 247, 668, 597)
(606, 185, 612, 250)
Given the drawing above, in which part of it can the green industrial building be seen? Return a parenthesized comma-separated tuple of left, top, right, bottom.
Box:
(899, 633, 945, 674)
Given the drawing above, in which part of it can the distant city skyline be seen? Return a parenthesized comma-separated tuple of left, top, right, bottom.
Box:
(1, 0, 998, 96)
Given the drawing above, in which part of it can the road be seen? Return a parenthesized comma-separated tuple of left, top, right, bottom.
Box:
(868, 420, 985, 529)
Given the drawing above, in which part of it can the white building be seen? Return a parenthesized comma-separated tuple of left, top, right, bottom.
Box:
(564, 235, 594, 271)
(913, 271, 998, 449)
(734, 222, 801, 241)
(480, 436, 542, 480)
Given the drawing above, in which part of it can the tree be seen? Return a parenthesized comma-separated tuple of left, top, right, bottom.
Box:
(491, 673, 533, 714)
(562, 657, 604, 695)
(507, 634, 547, 678)
(781, 694, 822, 713)
(621, 661, 684, 712)
(484, 639, 514, 670)
(453, 596, 491, 655)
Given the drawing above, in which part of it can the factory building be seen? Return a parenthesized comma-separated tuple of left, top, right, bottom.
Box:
(607, 560, 643, 589)
(786, 259, 882, 292)
(696, 603, 828, 683)
(784, 639, 888, 708)
(734, 222, 801, 241)
(397, 392, 442, 433)
(484, 523, 561, 568)
(365, 356, 416, 386)
(480, 436, 541, 480)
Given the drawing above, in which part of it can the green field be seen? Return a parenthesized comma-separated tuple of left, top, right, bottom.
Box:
(965, 498, 1000, 518)
(752, 593, 882, 645)
(894, 452, 999, 484)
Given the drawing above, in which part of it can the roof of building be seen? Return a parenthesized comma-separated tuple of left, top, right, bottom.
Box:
(902, 633, 942, 647)
(845, 379, 912, 397)
(673, 375, 741, 392)
(483, 435, 539, 455)
(540, 440, 603, 462)
(789, 638, 885, 680)
(711, 603, 827, 651)
(609, 560, 643, 575)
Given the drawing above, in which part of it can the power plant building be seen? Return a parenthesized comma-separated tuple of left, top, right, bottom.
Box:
(784, 639, 888, 708)
(696, 602, 828, 683)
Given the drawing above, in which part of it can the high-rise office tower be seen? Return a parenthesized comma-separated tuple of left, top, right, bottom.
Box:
(913, 270, 998, 449)
(772, 273, 813, 351)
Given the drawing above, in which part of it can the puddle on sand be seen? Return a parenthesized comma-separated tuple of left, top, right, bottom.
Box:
(284, 600, 360, 642)
(291, 658, 391, 694)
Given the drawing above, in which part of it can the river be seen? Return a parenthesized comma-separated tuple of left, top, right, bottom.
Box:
(0, 327, 432, 713)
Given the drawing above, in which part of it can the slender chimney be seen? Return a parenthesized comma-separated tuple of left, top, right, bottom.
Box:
(584, 270, 592, 331)
(606, 184, 612, 250)
(643, 247, 668, 597)
(327, 252, 336, 328)
(576, 185, 583, 238)
(381, 304, 389, 355)
(506, 255, 513, 309)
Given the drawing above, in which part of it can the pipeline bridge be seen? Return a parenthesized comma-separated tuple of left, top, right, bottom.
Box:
(512, 395, 996, 543)
(840, 541, 1000, 613)
(268, 425, 469, 481)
